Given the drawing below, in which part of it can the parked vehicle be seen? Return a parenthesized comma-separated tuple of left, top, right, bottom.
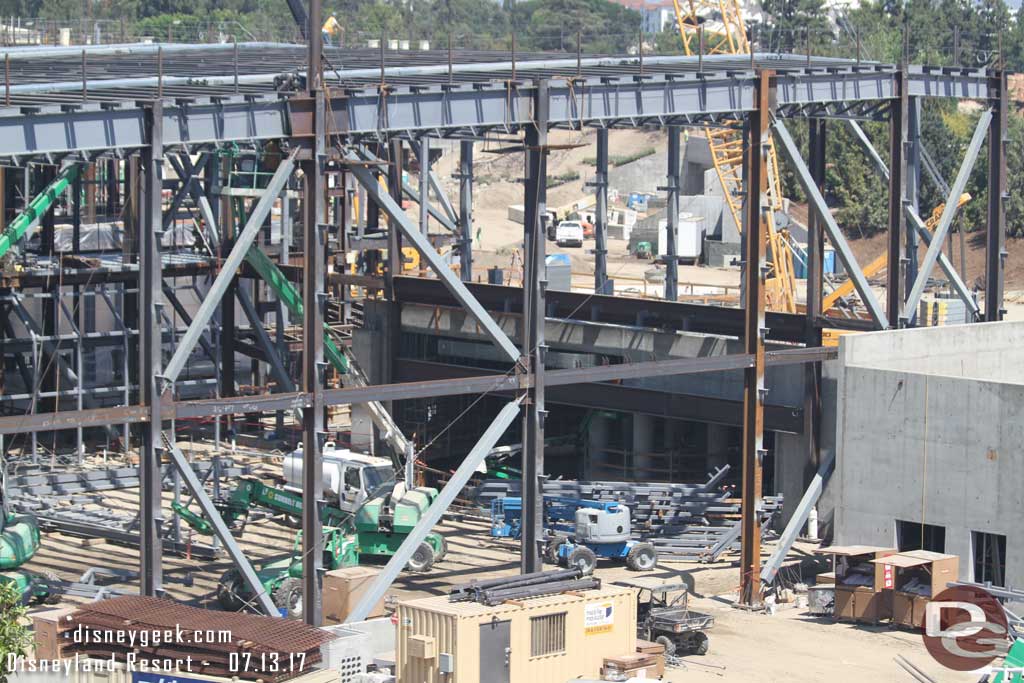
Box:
(555, 221, 584, 247)
(616, 580, 714, 656)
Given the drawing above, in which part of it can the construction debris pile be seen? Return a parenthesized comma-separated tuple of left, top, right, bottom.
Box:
(476, 466, 782, 562)
(59, 596, 333, 682)
(449, 568, 599, 606)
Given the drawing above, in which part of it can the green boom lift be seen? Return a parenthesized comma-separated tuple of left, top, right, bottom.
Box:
(174, 477, 444, 617)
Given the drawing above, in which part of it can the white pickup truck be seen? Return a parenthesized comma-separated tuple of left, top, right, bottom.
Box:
(555, 220, 584, 248)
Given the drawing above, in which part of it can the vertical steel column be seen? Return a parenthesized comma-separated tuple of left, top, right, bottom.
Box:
(663, 127, 680, 301)
(39, 166, 57, 418)
(905, 97, 921, 301)
(71, 163, 83, 457)
(986, 69, 1007, 321)
(739, 72, 769, 607)
(302, 0, 325, 623)
(276, 181, 291, 435)
(804, 119, 824, 477)
(593, 128, 609, 294)
(458, 140, 473, 282)
(418, 138, 430, 239)
(888, 71, 907, 324)
(139, 103, 164, 596)
(387, 141, 404, 280)
(520, 80, 549, 574)
(220, 156, 236, 428)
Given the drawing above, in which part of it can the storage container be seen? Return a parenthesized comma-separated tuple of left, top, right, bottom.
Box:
(871, 550, 960, 629)
(815, 545, 896, 624)
(396, 586, 636, 683)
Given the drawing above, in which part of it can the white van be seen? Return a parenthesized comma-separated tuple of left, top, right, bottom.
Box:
(555, 220, 584, 247)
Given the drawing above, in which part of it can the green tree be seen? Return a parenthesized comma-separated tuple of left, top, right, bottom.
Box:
(0, 582, 30, 683)
(760, 0, 830, 52)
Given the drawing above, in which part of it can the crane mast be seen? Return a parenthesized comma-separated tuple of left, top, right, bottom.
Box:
(669, 0, 797, 313)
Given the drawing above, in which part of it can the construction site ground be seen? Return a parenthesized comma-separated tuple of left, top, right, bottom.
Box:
(18, 449, 974, 683)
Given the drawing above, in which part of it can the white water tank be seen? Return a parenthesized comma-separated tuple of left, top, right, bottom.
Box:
(284, 442, 345, 497)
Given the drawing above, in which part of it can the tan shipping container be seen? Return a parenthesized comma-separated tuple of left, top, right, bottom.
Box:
(396, 586, 637, 683)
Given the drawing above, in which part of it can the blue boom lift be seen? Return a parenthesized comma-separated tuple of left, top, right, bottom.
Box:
(490, 496, 657, 574)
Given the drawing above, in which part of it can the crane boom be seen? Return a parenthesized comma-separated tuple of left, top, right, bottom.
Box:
(669, 0, 796, 313)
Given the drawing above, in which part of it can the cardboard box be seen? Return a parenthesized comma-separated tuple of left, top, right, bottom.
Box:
(323, 566, 385, 624)
(816, 571, 836, 585)
(635, 640, 665, 677)
(871, 551, 960, 629)
(31, 607, 75, 660)
(890, 593, 929, 630)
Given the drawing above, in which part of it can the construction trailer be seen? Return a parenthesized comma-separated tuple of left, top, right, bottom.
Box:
(396, 585, 637, 683)
(0, 8, 1008, 627)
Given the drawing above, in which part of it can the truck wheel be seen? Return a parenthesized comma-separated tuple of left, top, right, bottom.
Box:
(655, 635, 676, 657)
(625, 543, 658, 571)
(273, 577, 303, 619)
(688, 632, 709, 656)
(216, 570, 247, 611)
(567, 546, 597, 575)
(406, 542, 435, 573)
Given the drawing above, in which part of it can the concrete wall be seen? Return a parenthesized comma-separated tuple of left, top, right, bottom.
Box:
(839, 320, 1024, 383)
(829, 321, 1024, 586)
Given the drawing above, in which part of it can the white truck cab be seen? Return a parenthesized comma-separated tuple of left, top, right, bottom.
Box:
(555, 220, 584, 248)
(284, 442, 395, 511)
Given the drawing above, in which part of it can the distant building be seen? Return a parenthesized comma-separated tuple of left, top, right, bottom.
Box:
(641, 2, 677, 34)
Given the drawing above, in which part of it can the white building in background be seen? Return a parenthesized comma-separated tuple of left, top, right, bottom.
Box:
(642, 3, 677, 34)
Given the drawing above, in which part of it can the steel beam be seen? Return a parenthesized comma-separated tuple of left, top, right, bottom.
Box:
(345, 398, 523, 623)
(663, 127, 681, 301)
(302, 85, 327, 625)
(458, 140, 473, 281)
(805, 118, 824, 480)
(162, 284, 216, 363)
(347, 152, 521, 363)
(847, 119, 978, 319)
(521, 80, 549, 574)
(418, 138, 430, 238)
(593, 128, 609, 294)
(162, 435, 278, 615)
(162, 149, 298, 386)
(903, 108, 991, 323)
(759, 449, 835, 584)
(986, 71, 1007, 321)
(236, 285, 296, 407)
(0, 347, 834, 432)
(739, 71, 769, 607)
(139, 103, 164, 597)
(773, 118, 889, 329)
(906, 98, 922, 299)
(887, 73, 907, 322)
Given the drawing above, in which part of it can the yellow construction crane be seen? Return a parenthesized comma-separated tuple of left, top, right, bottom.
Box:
(670, 0, 797, 313)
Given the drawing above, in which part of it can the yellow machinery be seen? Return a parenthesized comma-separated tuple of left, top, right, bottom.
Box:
(821, 193, 971, 312)
(670, 0, 797, 313)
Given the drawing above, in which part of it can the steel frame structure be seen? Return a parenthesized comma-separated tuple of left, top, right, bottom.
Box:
(0, 34, 1007, 619)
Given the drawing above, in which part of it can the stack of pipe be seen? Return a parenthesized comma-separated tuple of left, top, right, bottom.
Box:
(449, 568, 600, 606)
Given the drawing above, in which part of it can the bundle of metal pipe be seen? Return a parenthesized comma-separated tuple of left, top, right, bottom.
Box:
(449, 567, 598, 606)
